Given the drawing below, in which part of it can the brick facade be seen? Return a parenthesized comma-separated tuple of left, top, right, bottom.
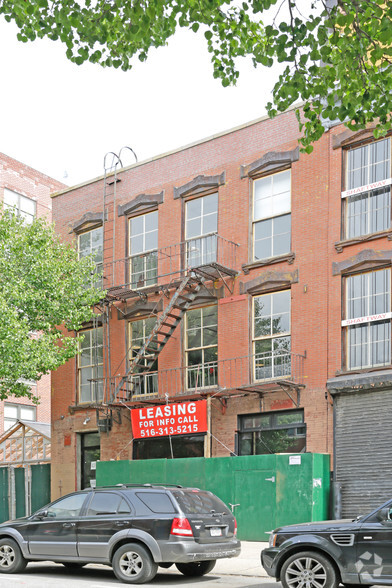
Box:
(0, 152, 65, 434)
(50, 110, 392, 499)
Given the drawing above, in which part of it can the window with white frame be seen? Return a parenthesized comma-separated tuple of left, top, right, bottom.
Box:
(3, 189, 36, 224)
(343, 138, 391, 239)
(129, 211, 158, 288)
(129, 318, 158, 397)
(4, 403, 36, 431)
(78, 226, 103, 288)
(253, 290, 291, 380)
(185, 193, 218, 267)
(253, 170, 291, 261)
(343, 268, 391, 370)
(78, 327, 104, 403)
(185, 306, 218, 389)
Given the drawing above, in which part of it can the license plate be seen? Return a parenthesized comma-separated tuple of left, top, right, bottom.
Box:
(210, 527, 222, 537)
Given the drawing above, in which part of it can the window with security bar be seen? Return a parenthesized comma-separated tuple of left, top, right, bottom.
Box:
(185, 193, 218, 268)
(238, 410, 305, 455)
(253, 170, 291, 261)
(78, 226, 103, 289)
(129, 211, 158, 289)
(128, 318, 158, 397)
(344, 138, 391, 239)
(344, 268, 391, 370)
(3, 188, 36, 224)
(78, 328, 104, 403)
(185, 306, 218, 390)
(253, 290, 291, 381)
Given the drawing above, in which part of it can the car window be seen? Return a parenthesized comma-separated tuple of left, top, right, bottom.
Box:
(135, 492, 176, 513)
(118, 498, 132, 514)
(172, 490, 230, 515)
(87, 492, 122, 516)
(46, 493, 87, 519)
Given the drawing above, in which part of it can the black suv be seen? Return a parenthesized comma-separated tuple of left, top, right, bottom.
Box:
(0, 484, 240, 584)
(261, 498, 392, 588)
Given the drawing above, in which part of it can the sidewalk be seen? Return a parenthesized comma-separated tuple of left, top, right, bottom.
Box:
(214, 541, 269, 577)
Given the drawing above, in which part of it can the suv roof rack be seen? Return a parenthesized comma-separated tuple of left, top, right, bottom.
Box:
(94, 483, 184, 489)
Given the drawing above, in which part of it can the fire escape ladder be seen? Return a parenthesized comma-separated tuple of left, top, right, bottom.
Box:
(113, 272, 204, 401)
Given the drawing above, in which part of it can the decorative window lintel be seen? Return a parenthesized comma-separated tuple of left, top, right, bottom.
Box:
(241, 147, 299, 179)
(240, 269, 298, 295)
(332, 249, 392, 276)
(173, 172, 225, 200)
(118, 191, 164, 217)
(70, 212, 104, 234)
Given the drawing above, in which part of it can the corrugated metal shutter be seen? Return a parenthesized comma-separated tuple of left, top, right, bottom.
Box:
(335, 388, 392, 518)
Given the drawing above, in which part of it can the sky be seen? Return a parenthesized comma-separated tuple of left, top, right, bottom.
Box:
(1, 17, 280, 187)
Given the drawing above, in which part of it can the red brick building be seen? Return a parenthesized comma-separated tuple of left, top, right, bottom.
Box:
(0, 152, 65, 434)
(51, 109, 392, 516)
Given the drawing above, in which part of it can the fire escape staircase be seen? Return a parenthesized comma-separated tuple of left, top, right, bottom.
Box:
(112, 272, 205, 403)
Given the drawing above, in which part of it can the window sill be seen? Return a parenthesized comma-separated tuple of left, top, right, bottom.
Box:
(335, 230, 392, 253)
(69, 403, 102, 414)
(335, 365, 392, 377)
(242, 252, 295, 274)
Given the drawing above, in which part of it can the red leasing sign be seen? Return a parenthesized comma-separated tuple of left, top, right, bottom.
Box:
(131, 400, 208, 439)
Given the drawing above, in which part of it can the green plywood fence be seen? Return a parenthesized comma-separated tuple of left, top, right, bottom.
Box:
(96, 453, 330, 541)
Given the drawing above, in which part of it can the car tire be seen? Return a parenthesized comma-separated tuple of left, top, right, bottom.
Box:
(281, 551, 338, 588)
(112, 543, 158, 584)
(175, 560, 216, 576)
(0, 538, 27, 574)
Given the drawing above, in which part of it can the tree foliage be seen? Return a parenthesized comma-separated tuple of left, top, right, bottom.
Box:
(0, 210, 104, 400)
(2, 0, 392, 149)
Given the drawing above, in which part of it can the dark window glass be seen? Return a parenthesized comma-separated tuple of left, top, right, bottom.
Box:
(238, 410, 305, 455)
(87, 492, 121, 515)
(135, 492, 176, 513)
(118, 499, 132, 514)
(172, 490, 229, 515)
(133, 434, 205, 460)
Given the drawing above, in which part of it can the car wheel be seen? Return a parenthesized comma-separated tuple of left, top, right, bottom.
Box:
(281, 551, 338, 588)
(112, 543, 158, 584)
(175, 560, 216, 576)
(0, 538, 27, 574)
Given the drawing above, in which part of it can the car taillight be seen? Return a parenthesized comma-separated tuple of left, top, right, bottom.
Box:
(170, 517, 194, 537)
(234, 518, 237, 536)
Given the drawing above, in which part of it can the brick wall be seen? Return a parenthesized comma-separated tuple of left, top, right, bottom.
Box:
(51, 110, 384, 497)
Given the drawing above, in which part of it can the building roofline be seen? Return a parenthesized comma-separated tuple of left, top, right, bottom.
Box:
(51, 103, 303, 198)
(0, 151, 66, 190)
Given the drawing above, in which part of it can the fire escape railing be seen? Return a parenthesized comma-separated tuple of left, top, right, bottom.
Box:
(102, 233, 238, 295)
(104, 350, 305, 404)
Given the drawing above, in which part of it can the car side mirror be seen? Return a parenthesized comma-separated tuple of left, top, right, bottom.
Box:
(376, 507, 391, 522)
(35, 509, 48, 520)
